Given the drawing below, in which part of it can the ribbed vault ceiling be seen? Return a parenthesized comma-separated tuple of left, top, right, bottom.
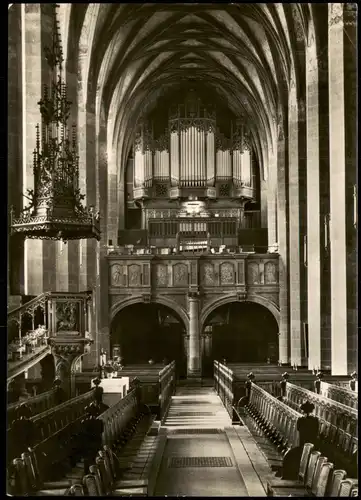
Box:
(68, 3, 312, 173)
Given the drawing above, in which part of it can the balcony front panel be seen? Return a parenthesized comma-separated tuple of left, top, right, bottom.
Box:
(108, 254, 279, 294)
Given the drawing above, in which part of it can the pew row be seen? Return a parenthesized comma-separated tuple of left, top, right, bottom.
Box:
(267, 442, 358, 497)
(7, 389, 95, 466)
(7, 387, 58, 424)
(319, 381, 358, 410)
(8, 386, 156, 495)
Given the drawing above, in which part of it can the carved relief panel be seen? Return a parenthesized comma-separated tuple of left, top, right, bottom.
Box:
(202, 262, 215, 286)
(110, 263, 124, 287)
(247, 262, 260, 285)
(264, 261, 278, 284)
(128, 264, 142, 287)
(220, 262, 235, 285)
(155, 264, 168, 287)
(55, 302, 80, 334)
(173, 263, 188, 287)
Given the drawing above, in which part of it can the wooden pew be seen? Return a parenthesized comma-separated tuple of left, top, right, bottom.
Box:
(33, 389, 95, 443)
(283, 382, 358, 468)
(246, 382, 301, 454)
(7, 388, 57, 424)
(7, 389, 95, 466)
(98, 388, 140, 448)
(9, 388, 148, 496)
(319, 381, 358, 409)
(75, 362, 176, 420)
(267, 442, 358, 497)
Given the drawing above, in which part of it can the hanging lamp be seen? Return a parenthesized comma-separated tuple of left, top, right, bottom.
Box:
(10, 5, 100, 242)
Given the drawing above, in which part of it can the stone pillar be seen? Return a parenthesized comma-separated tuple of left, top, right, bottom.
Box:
(187, 292, 201, 378)
(288, 78, 305, 366)
(260, 179, 268, 229)
(328, 4, 357, 375)
(267, 150, 278, 250)
(183, 333, 189, 357)
(306, 25, 332, 371)
(8, 4, 24, 296)
(277, 113, 289, 365)
(203, 332, 212, 358)
(22, 4, 55, 296)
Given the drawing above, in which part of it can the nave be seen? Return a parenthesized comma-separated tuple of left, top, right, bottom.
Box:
(7, 361, 358, 497)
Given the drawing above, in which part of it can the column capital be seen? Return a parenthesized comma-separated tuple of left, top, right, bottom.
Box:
(188, 290, 200, 300)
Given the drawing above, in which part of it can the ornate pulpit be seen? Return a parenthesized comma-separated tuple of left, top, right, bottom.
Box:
(47, 292, 93, 395)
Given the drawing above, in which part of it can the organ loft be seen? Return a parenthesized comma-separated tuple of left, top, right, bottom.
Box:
(127, 89, 257, 252)
(7, 3, 357, 497)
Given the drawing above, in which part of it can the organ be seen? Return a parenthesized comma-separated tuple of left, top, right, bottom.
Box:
(128, 90, 259, 248)
(132, 90, 256, 202)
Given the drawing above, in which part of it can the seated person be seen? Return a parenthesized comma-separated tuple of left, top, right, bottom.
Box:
(297, 401, 319, 448)
(92, 389, 109, 415)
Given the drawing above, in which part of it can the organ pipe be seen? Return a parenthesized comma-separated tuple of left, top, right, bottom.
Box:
(207, 130, 215, 186)
(133, 94, 257, 192)
(241, 149, 251, 186)
(134, 150, 145, 187)
(170, 131, 178, 185)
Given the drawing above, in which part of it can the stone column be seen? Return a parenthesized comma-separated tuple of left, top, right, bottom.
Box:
(306, 29, 321, 370)
(328, 4, 357, 375)
(203, 332, 212, 358)
(183, 333, 189, 357)
(267, 149, 278, 252)
(22, 4, 56, 296)
(277, 112, 289, 365)
(288, 77, 305, 367)
(187, 292, 201, 378)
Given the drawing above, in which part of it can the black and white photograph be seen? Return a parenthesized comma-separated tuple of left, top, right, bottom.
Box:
(7, 3, 357, 497)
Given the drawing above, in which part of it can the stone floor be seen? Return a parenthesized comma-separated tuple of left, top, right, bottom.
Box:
(154, 387, 272, 497)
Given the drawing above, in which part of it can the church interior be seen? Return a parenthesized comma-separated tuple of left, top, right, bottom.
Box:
(7, 3, 357, 497)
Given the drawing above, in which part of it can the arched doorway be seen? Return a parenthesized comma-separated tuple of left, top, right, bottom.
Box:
(202, 301, 279, 368)
(110, 303, 187, 376)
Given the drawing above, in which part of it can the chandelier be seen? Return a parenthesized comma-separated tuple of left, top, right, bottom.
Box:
(10, 5, 100, 242)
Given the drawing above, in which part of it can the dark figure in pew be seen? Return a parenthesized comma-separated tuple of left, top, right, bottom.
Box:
(82, 408, 104, 474)
(53, 378, 67, 405)
(8, 404, 38, 464)
(281, 401, 319, 480)
(297, 401, 319, 448)
(7, 379, 21, 404)
(349, 371, 357, 391)
(313, 371, 323, 394)
(93, 385, 109, 414)
(245, 372, 255, 399)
